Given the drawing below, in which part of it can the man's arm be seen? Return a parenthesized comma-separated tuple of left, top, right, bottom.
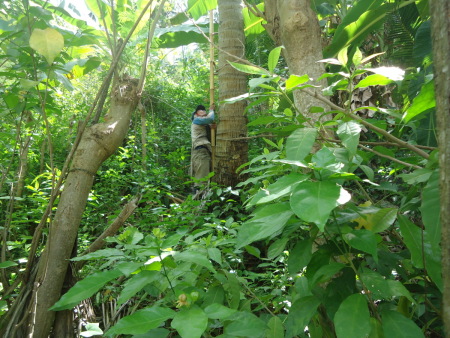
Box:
(193, 111, 215, 125)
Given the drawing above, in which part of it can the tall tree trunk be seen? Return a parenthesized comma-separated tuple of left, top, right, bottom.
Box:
(264, 0, 330, 123)
(0, 77, 139, 338)
(430, 1, 450, 335)
(215, 0, 248, 187)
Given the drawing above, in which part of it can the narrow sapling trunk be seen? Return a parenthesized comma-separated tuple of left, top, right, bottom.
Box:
(23, 77, 139, 338)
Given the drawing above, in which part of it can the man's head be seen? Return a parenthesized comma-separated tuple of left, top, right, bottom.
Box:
(195, 105, 207, 116)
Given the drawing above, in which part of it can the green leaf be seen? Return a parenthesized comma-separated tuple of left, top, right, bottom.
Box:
(286, 128, 317, 162)
(204, 303, 236, 319)
(236, 203, 294, 248)
(399, 168, 433, 184)
(228, 61, 270, 76)
(343, 229, 378, 263)
(420, 170, 440, 245)
(360, 269, 414, 303)
(266, 316, 284, 338)
(247, 173, 309, 207)
(354, 74, 393, 88)
(381, 311, 424, 338)
(403, 80, 435, 123)
(117, 271, 160, 305)
(336, 121, 361, 157)
(285, 296, 321, 337)
(288, 239, 313, 275)
(51, 269, 122, 311)
(70, 248, 124, 261)
(290, 181, 350, 230)
(398, 215, 424, 268)
(334, 294, 371, 338)
(80, 323, 103, 337)
(0, 261, 18, 268)
(207, 247, 222, 265)
(105, 306, 175, 336)
(174, 251, 215, 273)
(29, 28, 64, 64)
(172, 305, 208, 338)
(309, 263, 346, 287)
(324, 0, 394, 58)
(267, 237, 289, 260)
(187, 0, 218, 20)
(286, 74, 310, 90)
(224, 311, 267, 337)
(268, 46, 283, 74)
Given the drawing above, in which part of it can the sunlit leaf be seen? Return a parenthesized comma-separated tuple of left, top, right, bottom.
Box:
(29, 28, 64, 64)
(286, 128, 317, 162)
(268, 46, 283, 73)
(290, 181, 350, 230)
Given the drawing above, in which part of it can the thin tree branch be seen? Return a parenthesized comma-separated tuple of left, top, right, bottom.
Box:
(358, 144, 423, 169)
(302, 88, 431, 160)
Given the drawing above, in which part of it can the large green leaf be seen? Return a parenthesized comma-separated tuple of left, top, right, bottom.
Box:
(334, 294, 371, 338)
(354, 74, 393, 88)
(420, 170, 440, 244)
(309, 262, 346, 288)
(381, 311, 424, 338)
(50, 269, 122, 311)
(398, 215, 424, 268)
(343, 229, 378, 262)
(117, 270, 160, 305)
(266, 316, 284, 338)
(236, 203, 294, 248)
(290, 181, 350, 230)
(403, 80, 435, 123)
(105, 306, 175, 336)
(204, 303, 236, 319)
(243, 3, 265, 37)
(324, 0, 395, 57)
(224, 311, 267, 337)
(288, 239, 313, 275)
(360, 269, 414, 303)
(187, 0, 218, 20)
(285, 296, 321, 337)
(247, 173, 309, 207)
(171, 305, 208, 338)
(336, 121, 361, 157)
(229, 61, 271, 76)
(174, 251, 215, 273)
(155, 25, 209, 48)
(286, 128, 317, 162)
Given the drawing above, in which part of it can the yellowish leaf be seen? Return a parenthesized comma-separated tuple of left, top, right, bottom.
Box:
(29, 28, 64, 64)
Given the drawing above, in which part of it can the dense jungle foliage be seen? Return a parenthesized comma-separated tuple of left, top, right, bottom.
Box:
(0, 0, 445, 337)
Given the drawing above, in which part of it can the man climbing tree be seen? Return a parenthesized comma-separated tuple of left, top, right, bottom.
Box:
(190, 104, 215, 193)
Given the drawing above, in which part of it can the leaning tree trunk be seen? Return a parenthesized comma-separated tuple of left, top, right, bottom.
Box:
(19, 78, 139, 338)
(430, 1, 450, 335)
(215, 0, 248, 187)
(264, 0, 330, 123)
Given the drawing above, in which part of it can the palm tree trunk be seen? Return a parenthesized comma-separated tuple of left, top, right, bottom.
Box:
(215, 0, 248, 187)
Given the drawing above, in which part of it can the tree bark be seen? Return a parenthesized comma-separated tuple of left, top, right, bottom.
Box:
(23, 77, 139, 338)
(264, 0, 330, 123)
(430, 1, 450, 335)
(215, 0, 248, 187)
